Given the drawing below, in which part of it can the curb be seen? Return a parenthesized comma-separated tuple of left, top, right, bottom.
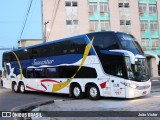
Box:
(11, 99, 56, 120)
(151, 76, 160, 80)
(11, 99, 72, 120)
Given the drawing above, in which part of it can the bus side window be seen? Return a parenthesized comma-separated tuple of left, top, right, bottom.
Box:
(26, 69, 35, 78)
(47, 68, 59, 78)
(105, 64, 124, 78)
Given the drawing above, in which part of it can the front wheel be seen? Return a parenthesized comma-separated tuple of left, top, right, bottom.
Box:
(19, 83, 26, 93)
(0, 80, 3, 86)
(12, 82, 19, 93)
(71, 84, 83, 99)
(87, 84, 100, 100)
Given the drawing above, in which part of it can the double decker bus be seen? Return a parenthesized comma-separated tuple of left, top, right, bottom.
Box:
(1, 31, 151, 100)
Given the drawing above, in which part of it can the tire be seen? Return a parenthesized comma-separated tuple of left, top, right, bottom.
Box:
(87, 84, 100, 100)
(19, 82, 26, 93)
(12, 82, 19, 93)
(71, 84, 83, 99)
(0, 80, 3, 87)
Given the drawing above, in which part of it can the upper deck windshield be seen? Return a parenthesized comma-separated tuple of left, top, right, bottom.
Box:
(116, 33, 144, 55)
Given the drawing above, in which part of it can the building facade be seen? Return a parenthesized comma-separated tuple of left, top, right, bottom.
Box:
(43, 0, 160, 76)
(18, 39, 42, 48)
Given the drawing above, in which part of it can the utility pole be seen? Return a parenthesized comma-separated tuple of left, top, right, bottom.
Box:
(44, 21, 49, 43)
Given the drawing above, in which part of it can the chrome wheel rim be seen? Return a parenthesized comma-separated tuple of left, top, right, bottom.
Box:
(14, 84, 18, 91)
(20, 85, 25, 92)
(73, 87, 80, 97)
(90, 87, 97, 98)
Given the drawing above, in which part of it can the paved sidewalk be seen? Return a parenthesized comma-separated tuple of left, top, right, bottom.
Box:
(31, 91, 160, 120)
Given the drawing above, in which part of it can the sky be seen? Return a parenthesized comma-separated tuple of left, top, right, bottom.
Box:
(0, 0, 43, 69)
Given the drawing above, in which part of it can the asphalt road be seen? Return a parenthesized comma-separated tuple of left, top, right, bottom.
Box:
(151, 80, 160, 92)
(0, 80, 159, 112)
(0, 86, 69, 112)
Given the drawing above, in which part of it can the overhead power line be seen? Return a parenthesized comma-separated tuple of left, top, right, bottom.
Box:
(0, 48, 12, 50)
(46, 0, 61, 40)
(19, 0, 33, 40)
(24, 0, 38, 33)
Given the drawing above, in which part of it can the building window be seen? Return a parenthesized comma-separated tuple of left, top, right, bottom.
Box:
(73, 20, 78, 25)
(118, 3, 129, 8)
(119, 3, 123, 7)
(139, 4, 147, 13)
(126, 20, 131, 25)
(140, 21, 148, 31)
(66, 20, 78, 25)
(66, 20, 72, 25)
(141, 38, 149, 47)
(100, 2, 109, 13)
(150, 21, 158, 31)
(124, 3, 129, 8)
(149, 4, 157, 15)
(90, 20, 98, 31)
(120, 20, 125, 25)
(101, 20, 110, 31)
(65, 1, 71, 6)
(120, 20, 131, 25)
(89, 2, 98, 13)
(152, 39, 159, 47)
(72, 1, 78, 7)
(65, 1, 78, 7)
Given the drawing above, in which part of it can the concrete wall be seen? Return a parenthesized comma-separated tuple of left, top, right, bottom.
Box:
(19, 40, 42, 47)
(108, 0, 120, 31)
(78, 0, 90, 34)
(43, 0, 67, 41)
(129, 0, 141, 43)
(157, 0, 160, 42)
(151, 57, 158, 77)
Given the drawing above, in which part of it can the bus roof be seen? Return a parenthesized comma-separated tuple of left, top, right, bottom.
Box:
(3, 31, 130, 54)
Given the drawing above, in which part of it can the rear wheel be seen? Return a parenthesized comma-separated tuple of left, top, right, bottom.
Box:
(19, 82, 26, 93)
(71, 84, 83, 99)
(87, 84, 100, 100)
(12, 82, 19, 93)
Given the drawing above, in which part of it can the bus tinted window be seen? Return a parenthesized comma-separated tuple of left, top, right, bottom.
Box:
(4, 38, 87, 63)
(116, 33, 144, 55)
(23, 66, 97, 78)
(87, 32, 119, 50)
(100, 53, 127, 79)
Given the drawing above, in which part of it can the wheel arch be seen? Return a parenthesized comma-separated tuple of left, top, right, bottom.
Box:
(69, 82, 83, 94)
(85, 82, 103, 96)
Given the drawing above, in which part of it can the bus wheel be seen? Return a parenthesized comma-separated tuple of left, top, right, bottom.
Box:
(12, 82, 19, 93)
(19, 82, 26, 93)
(0, 80, 3, 87)
(71, 84, 83, 99)
(87, 84, 100, 100)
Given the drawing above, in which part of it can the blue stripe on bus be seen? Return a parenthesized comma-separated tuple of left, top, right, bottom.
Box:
(100, 50, 124, 56)
(9, 54, 94, 75)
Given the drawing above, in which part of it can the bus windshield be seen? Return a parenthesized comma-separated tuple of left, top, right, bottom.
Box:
(125, 57, 149, 82)
(116, 33, 144, 55)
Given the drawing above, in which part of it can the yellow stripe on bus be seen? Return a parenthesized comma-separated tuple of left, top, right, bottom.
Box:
(11, 52, 23, 80)
(52, 37, 94, 92)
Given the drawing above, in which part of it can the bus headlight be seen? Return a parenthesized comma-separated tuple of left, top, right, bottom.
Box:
(130, 84, 137, 89)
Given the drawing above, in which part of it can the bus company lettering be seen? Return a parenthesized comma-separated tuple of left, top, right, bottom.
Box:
(32, 59, 54, 66)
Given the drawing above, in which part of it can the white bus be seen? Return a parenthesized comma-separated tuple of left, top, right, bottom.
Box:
(1, 32, 151, 100)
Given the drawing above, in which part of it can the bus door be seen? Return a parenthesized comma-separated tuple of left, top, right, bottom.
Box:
(109, 64, 126, 98)
(110, 76, 126, 98)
